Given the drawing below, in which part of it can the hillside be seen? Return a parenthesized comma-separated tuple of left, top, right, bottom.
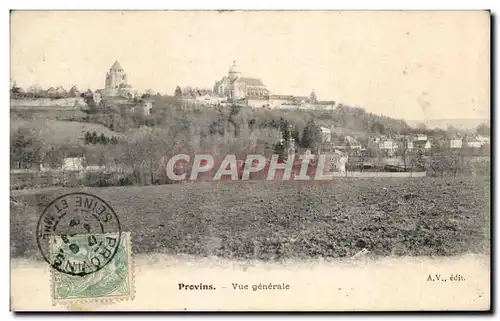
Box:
(149, 96, 412, 137)
(11, 119, 124, 146)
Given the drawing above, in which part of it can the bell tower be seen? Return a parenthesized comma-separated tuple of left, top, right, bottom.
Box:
(228, 60, 241, 81)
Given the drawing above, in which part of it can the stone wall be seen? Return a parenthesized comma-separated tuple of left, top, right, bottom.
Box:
(10, 106, 87, 121)
(10, 98, 87, 107)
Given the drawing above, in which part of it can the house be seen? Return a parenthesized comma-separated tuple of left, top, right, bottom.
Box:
(366, 136, 381, 154)
(450, 138, 463, 149)
(93, 91, 102, 106)
(320, 126, 332, 143)
(415, 134, 428, 141)
(414, 140, 431, 150)
(55, 86, 67, 95)
(379, 138, 399, 156)
(464, 137, 482, 148)
(345, 136, 362, 150)
(131, 99, 153, 116)
(46, 87, 57, 96)
(59, 148, 86, 171)
(62, 156, 85, 171)
(475, 135, 490, 146)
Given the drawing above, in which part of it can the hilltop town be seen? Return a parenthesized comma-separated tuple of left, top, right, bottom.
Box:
(10, 59, 490, 188)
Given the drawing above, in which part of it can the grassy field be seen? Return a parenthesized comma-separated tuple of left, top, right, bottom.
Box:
(11, 119, 123, 145)
(11, 177, 490, 260)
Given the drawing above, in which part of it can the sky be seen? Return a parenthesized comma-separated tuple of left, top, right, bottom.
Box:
(10, 10, 490, 121)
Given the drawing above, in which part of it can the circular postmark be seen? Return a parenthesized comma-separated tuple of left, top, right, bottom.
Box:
(36, 192, 121, 276)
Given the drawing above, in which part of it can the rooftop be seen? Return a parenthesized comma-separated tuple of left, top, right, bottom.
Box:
(234, 77, 266, 87)
(110, 60, 123, 71)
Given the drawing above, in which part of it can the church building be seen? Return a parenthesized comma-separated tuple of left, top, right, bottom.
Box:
(214, 61, 269, 107)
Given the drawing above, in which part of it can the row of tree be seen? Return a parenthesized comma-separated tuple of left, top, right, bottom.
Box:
(174, 86, 213, 98)
(84, 131, 120, 145)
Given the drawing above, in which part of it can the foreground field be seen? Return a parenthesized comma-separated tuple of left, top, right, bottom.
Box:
(11, 177, 490, 260)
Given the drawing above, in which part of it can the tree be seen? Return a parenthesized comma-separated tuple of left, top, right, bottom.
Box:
(10, 81, 22, 97)
(83, 90, 96, 110)
(174, 86, 183, 97)
(446, 125, 459, 135)
(279, 118, 290, 143)
(84, 131, 91, 144)
(370, 122, 386, 135)
(91, 131, 98, 144)
(410, 149, 425, 172)
(476, 123, 490, 136)
(10, 126, 44, 169)
(27, 85, 43, 98)
(291, 126, 300, 143)
(426, 139, 464, 176)
(301, 119, 321, 148)
(309, 90, 317, 103)
(99, 133, 108, 145)
(417, 123, 427, 131)
(142, 89, 154, 99)
(69, 86, 80, 97)
(274, 142, 286, 162)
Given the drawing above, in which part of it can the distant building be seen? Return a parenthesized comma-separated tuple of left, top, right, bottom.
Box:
(320, 126, 332, 143)
(214, 61, 269, 103)
(69, 86, 80, 97)
(414, 140, 431, 150)
(212, 61, 336, 109)
(324, 149, 349, 173)
(62, 157, 85, 171)
(101, 61, 133, 97)
(106, 60, 128, 89)
(415, 134, 428, 141)
(380, 138, 399, 156)
(55, 86, 67, 95)
(464, 137, 482, 148)
(141, 100, 152, 116)
(450, 138, 463, 149)
(46, 87, 57, 96)
(93, 91, 102, 106)
(345, 136, 362, 150)
(475, 135, 490, 146)
(60, 148, 85, 171)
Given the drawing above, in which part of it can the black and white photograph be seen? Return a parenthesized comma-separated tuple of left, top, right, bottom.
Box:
(9, 10, 491, 311)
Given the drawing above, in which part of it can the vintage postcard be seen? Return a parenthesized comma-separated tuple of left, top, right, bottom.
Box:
(10, 10, 490, 311)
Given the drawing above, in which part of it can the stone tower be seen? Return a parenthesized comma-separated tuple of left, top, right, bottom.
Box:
(105, 61, 128, 89)
(228, 60, 241, 82)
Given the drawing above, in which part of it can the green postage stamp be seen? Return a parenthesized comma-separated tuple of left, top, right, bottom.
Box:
(49, 232, 134, 305)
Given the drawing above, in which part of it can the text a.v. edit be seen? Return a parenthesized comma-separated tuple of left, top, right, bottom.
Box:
(427, 274, 466, 282)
